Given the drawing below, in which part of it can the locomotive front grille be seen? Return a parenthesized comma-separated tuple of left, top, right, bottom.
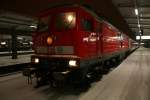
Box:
(31, 55, 80, 72)
(38, 58, 69, 72)
(35, 46, 74, 54)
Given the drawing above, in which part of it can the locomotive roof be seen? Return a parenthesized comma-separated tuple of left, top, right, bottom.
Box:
(86, 8, 127, 34)
(39, 4, 121, 33)
(80, 6, 121, 33)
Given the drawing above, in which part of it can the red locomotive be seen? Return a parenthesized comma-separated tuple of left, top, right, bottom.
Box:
(24, 5, 137, 87)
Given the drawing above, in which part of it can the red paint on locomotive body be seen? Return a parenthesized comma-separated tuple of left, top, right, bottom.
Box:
(34, 6, 134, 58)
(33, 6, 103, 58)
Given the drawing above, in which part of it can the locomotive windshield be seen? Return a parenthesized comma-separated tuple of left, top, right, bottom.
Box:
(38, 16, 50, 32)
(55, 12, 76, 31)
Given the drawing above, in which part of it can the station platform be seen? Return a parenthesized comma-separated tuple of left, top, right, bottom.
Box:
(0, 50, 33, 56)
(0, 54, 32, 67)
(1, 47, 150, 100)
(79, 47, 150, 100)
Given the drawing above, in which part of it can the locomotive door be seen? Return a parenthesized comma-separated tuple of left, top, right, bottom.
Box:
(93, 21, 103, 55)
(79, 15, 99, 56)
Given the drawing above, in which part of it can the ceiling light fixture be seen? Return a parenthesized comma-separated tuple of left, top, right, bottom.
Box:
(136, 36, 150, 40)
(138, 24, 140, 27)
(135, 8, 138, 15)
(29, 24, 37, 28)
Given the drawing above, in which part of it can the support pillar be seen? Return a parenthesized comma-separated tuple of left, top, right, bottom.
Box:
(11, 29, 17, 59)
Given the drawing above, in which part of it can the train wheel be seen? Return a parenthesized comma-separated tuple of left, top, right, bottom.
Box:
(111, 58, 118, 67)
(92, 67, 102, 81)
(84, 66, 102, 82)
(50, 81, 57, 88)
(50, 80, 65, 88)
(101, 61, 110, 74)
(104, 60, 112, 69)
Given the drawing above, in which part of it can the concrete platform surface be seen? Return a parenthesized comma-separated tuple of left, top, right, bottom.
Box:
(0, 47, 150, 100)
(79, 47, 150, 100)
(0, 54, 32, 67)
(0, 50, 33, 55)
(0, 73, 86, 100)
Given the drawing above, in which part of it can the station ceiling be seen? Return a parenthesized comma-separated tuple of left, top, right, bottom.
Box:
(112, 0, 150, 37)
(0, 0, 150, 39)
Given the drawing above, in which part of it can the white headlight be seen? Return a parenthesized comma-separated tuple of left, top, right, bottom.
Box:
(34, 58, 39, 63)
(69, 60, 77, 66)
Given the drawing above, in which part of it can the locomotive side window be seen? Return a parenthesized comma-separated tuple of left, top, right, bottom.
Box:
(55, 12, 76, 31)
(81, 18, 93, 32)
(38, 16, 50, 32)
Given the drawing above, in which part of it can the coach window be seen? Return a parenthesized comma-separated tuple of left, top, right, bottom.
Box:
(81, 18, 93, 32)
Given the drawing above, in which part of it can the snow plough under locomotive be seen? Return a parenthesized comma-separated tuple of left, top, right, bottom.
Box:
(23, 5, 137, 87)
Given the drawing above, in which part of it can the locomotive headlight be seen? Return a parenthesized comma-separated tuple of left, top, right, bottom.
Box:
(69, 60, 77, 67)
(34, 58, 39, 63)
(67, 15, 73, 22)
(47, 36, 53, 45)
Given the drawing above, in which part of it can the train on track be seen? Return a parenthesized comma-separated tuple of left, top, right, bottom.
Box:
(23, 5, 138, 87)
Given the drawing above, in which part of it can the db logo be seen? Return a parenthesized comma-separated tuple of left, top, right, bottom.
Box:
(83, 33, 99, 42)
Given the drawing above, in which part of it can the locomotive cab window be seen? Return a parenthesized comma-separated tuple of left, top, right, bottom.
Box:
(55, 12, 76, 31)
(81, 18, 93, 32)
(38, 16, 50, 32)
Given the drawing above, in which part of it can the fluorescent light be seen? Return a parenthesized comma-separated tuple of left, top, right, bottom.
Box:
(17, 37, 23, 40)
(140, 19, 143, 21)
(136, 36, 150, 40)
(1, 42, 6, 45)
(29, 25, 37, 28)
(138, 24, 140, 27)
(135, 8, 138, 15)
